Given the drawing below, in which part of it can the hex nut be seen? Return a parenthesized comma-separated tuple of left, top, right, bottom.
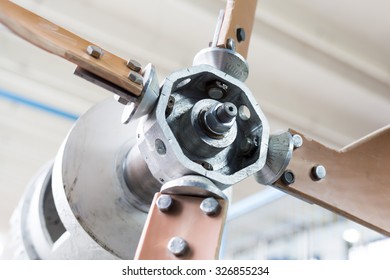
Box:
(128, 71, 143, 85)
(127, 59, 142, 72)
(86, 45, 103, 59)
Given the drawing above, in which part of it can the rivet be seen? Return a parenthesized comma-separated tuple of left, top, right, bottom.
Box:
(200, 197, 221, 216)
(292, 134, 303, 149)
(312, 165, 326, 180)
(281, 170, 295, 185)
(156, 194, 173, 212)
(167, 237, 189, 257)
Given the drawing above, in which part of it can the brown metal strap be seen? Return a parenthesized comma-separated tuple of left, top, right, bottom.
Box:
(217, 0, 257, 58)
(135, 192, 228, 260)
(273, 126, 390, 236)
(0, 0, 143, 96)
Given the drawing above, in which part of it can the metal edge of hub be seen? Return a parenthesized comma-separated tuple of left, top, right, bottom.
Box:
(160, 175, 228, 200)
(193, 47, 249, 82)
(9, 161, 54, 259)
(255, 131, 294, 186)
(51, 98, 149, 259)
(121, 63, 160, 123)
(137, 64, 270, 188)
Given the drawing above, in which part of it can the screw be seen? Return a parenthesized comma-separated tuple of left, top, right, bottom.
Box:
(156, 194, 173, 213)
(200, 197, 221, 216)
(86, 45, 103, 59)
(312, 165, 326, 180)
(226, 38, 236, 51)
(236, 27, 246, 42)
(167, 237, 189, 257)
(126, 59, 142, 72)
(128, 71, 143, 85)
(292, 134, 303, 149)
(281, 170, 295, 185)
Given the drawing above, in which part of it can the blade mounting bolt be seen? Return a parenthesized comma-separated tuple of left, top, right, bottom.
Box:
(86, 45, 103, 59)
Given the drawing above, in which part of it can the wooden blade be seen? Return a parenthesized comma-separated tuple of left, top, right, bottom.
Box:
(0, 0, 142, 96)
(273, 125, 390, 236)
(217, 0, 257, 58)
(135, 193, 228, 260)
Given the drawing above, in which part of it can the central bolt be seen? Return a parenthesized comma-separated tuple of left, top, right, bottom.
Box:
(216, 102, 238, 123)
(203, 102, 237, 135)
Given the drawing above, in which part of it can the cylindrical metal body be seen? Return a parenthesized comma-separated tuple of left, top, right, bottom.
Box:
(11, 99, 151, 259)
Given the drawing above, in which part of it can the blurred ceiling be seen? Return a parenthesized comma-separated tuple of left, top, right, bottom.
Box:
(0, 0, 389, 259)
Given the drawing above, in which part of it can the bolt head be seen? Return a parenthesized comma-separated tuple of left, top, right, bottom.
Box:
(128, 71, 143, 85)
(200, 197, 221, 216)
(86, 45, 103, 59)
(208, 87, 224, 99)
(156, 194, 173, 212)
(292, 134, 303, 149)
(127, 59, 142, 72)
(312, 165, 326, 180)
(281, 170, 295, 185)
(226, 38, 236, 51)
(236, 28, 246, 42)
(167, 237, 189, 257)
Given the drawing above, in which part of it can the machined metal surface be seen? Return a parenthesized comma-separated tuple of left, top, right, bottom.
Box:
(161, 176, 227, 200)
(51, 98, 150, 259)
(193, 47, 249, 81)
(255, 131, 294, 186)
(136, 64, 269, 189)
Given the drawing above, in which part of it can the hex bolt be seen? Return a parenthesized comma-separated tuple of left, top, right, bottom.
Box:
(216, 102, 238, 123)
(86, 45, 103, 59)
(226, 38, 236, 51)
(236, 27, 246, 42)
(167, 237, 189, 257)
(281, 170, 295, 185)
(292, 134, 303, 149)
(204, 102, 237, 135)
(312, 165, 326, 180)
(156, 194, 173, 213)
(200, 197, 221, 216)
(126, 59, 142, 72)
(128, 71, 143, 85)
